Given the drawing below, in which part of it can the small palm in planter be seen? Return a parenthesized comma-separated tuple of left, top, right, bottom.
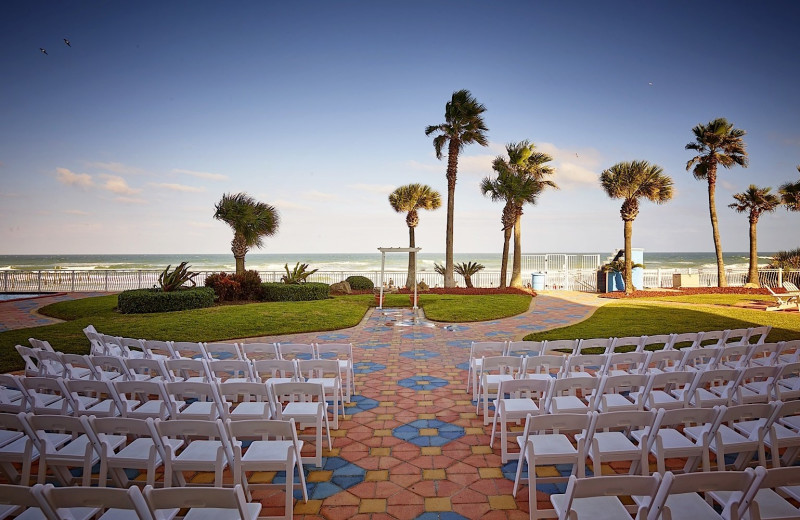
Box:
(601, 259, 644, 292)
(435, 261, 485, 288)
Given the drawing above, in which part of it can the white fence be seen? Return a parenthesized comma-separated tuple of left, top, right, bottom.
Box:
(1, 266, 797, 293)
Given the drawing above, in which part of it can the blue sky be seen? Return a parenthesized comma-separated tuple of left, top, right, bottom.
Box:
(1, 1, 798, 256)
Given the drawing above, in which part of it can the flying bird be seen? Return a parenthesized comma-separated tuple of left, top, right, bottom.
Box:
(40, 48, 48, 55)
(64, 38, 71, 47)
(648, 82, 653, 86)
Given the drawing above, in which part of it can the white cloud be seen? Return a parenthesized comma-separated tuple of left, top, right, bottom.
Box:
(64, 209, 90, 216)
(173, 168, 229, 181)
(720, 180, 737, 192)
(100, 174, 141, 195)
(56, 167, 94, 188)
(303, 190, 338, 201)
(349, 183, 396, 194)
(537, 142, 602, 188)
(150, 183, 205, 193)
(114, 196, 148, 205)
(273, 199, 311, 211)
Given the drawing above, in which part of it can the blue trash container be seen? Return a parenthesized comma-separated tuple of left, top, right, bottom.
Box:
(531, 273, 545, 291)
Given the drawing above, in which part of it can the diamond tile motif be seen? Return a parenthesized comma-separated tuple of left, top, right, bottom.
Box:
(393, 419, 465, 447)
(397, 375, 449, 391)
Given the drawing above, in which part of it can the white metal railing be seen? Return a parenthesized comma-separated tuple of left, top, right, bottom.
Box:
(1, 267, 797, 293)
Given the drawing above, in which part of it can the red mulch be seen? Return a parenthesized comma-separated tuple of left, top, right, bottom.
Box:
(602, 287, 778, 299)
(351, 287, 537, 296)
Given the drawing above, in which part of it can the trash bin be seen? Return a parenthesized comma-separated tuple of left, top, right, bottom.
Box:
(531, 273, 545, 291)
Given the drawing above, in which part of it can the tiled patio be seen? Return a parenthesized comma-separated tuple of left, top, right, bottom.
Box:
(239, 293, 609, 519)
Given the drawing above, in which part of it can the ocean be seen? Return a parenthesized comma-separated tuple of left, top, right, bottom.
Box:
(0, 252, 777, 273)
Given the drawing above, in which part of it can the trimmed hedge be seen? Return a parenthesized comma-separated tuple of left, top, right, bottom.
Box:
(261, 282, 330, 302)
(345, 275, 374, 290)
(118, 287, 215, 314)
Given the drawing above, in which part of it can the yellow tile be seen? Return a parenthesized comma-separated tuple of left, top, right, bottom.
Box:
(479, 467, 504, 479)
(365, 470, 389, 482)
(359, 499, 387, 513)
(425, 497, 452, 512)
(374, 429, 392, 437)
(417, 380, 430, 385)
(294, 499, 322, 515)
(465, 427, 485, 435)
(420, 447, 441, 456)
(452, 389, 467, 395)
(471, 445, 493, 455)
(419, 428, 438, 436)
(600, 464, 614, 476)
(418, 413, 436, 420)
(535, 466, 561, 477)
(324, 448, 340, 457)
(370, 447, 391, 456)
(419, 401, 434, 406)
(247, 471, 276, 483)
(422, 469, 446, 480)
(376, 414, 394, 420)
(330, 429, 348, 438)
(189, 472, 215, 484)
(488, 495, 516, 510)
(460, 412, 478, 419)
(307, 470, 333, 482)
(380, 400, 396, 405)
(456, 400, 473, 406)
(417, 373, 429, 377)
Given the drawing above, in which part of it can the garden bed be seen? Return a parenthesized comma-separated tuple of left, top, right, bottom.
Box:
(601, 287, 776, 299)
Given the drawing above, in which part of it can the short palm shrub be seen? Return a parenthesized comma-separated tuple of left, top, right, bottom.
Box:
(345, 275, 374, 290)
(281, 262, 318, 284)
(261, 282, 329, 301)
(118, 287, 214, 314)
(158, 262, 199, 291)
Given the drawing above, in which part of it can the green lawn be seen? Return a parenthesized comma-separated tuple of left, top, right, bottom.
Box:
(638, 294, 776, 306)
(524, 300, 800, 344)
(0, 292, 532, 373)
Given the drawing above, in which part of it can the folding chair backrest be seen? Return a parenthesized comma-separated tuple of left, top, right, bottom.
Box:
(142, 340, 174, 360)
(649, 370, 696, 393)
(748, 342, 783, 366)
(144, 484, 254, 519)
(547, 377, 600, 412)
(561, 473, 661, 518)
(35, 350, 67, 378)
(169, 341, 208, 360)
(647, 349, 686, 372)
(207, 359, 254, 382)
(238, 342, 278, 361)
(0, 484, 51, 518)
(745, 326, 771, 346)
(775, 361, 800, 400)
(543, 339, 579, 355)
(601, 373, 649, 396)
(778, 340, 800, 363)
(607, 351, 650, 374)
(227, 418, 297, 442)
(506, 341, 544, 357)
(164, 358, 211, 382)
(609, 336, 644, 353)
(564, 353, 608, 377)
(91, 355, 131, 380)
(38, 483, 153, 520)
(717, 345, 751, 369)
(315, 343, 353, 360)
(277, 343, 315, 361)
(252, 359, 298, 381)
(679, 347, 721, 370)
(15, 345, 44, 377)
(297, 359, 341, 379)
(203, 342, 242, 361)
(271, 381, 325, 404)
(723, 328, 750, 347)
(698, 330, 729, 348)
(576, 337, 613, 354)
(639, 334, 675, 352)
(125, 358, 170, 381)
(120, 337, 147, 358)
(522, 354, 565, 378)
(497, 378, 550, 401)
(592, 409, 657, 433)
(480, 356, 523, 377)
(0, 375, 28, 413)
(60, 353, 97, 380)
(671, 332, 702, 350)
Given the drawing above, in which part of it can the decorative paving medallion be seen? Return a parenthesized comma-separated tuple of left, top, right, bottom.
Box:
(316, 333, 351, 341)
(356, 342, 392, 350)
(392, 419, 465, 447)
(446, 339, 473, 349)
(275, 456, 365, 500)
(400, 331, 435, 340)
(399, 349, 440, 360)
(397, 375, 449, 391)
(353, 361, 386, 374)
(343, 395, 379, 415)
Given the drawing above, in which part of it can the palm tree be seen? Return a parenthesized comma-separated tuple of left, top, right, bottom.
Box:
(481, 141, 557, 287)
(388, 184, 442, 288)
(213, 192, 279, 274)
(454, 261, 485, 288)
(685, 118, 749, 287)
(600, 160, 673, 295)
(779, 166, 800, 211)
(728, 185, 780, 286)
(425, 89, 489, 287)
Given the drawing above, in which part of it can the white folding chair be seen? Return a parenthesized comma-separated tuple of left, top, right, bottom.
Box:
(165, 381, 224, 420)
(608, 335, 644, 354)
(745, 325, 772, 346)
(163, 358, 213, 383)
(743, 466, 800, 520)
(717, 344, 752, 370)
(270, 381, 331, 468)
(88, 415, 178, 488)
(669, 332, 703, 350)
(0, 412, 39, 485)
(677, 346, 722, 372)
(562, 353, 609, 378)
(722, 328, 750, 347)
(633, 371, 695, 410)
(113, 379, 173, 420)
(643, 349, 686, 374)
(169, 341, 208, 360)
(296, 359, 344, 429)
(466, 341, 506, 398)
(581, 409, 657, 477)
(203, 342, 243, 361)
(520, 354, 566, 381)
(673, 368, 740, 408)
(315, 343, 355, 402)
(489, 378, 550, 462)
(91, 355, 133, 381)
(775, 339, 800, 365)
(774, 361, 800, 401)
(239, 342, 279, 361)
(542, 339, 579, 355)
(143, 484, 259, 520)
(0, 483, 53, 520)
(0, 374, 30, 414)
(550, 473, 662, 520)
(141, 340, 174, 361)
(637, 333, 675, 353)
(124, 358, 172, 382)
(15, 345, 48, 377)
(65, 379, 125, 418)
(698, 330, 729, 349)
(26, 413, 103, 486)
(506, 340, 545, 357)
(227, 418, 308, 515)
(99, 334, 126, 357)
(118, 337, 148, 359)
(697, 403, 778, 471)
(636, 406, 720, 474)
(154, 418, 234, 488)
(21, 377, 76, 415)
(475, 355, 522, 425)
(768, 400, 800, 468)
(547, 376, 601, 414)
(747, 342, 784, 367)
(63, 353, 115, 381)
(515, 412, 596, 518)
(252, 359, 299, 386)
(207, 359, 256, 383)
(217, 381, 272, 421)
(35, 351, 70, 379)
(596, 373, 650, 413)
(605, 351, 650, 376)
(734, 365, 780, 404)
(35, 483, 153, 520)
(276, 343, 315, 361)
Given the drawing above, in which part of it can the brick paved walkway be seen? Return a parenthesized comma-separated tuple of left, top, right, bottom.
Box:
(0, 292, 109, 332)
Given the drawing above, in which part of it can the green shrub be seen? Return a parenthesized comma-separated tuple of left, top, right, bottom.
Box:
(345, 275, 374, 290)
(233, 270, 264, 300)
(280, 262, 318, 284)
(261, 282, 330, 302)
(118, 287, 215, 314)
(158, 262, 200, 291)
(204, 272, 241, 303)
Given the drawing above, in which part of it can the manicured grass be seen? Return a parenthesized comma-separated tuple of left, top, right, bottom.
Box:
(638, 294, 776, 306)
(420, 294, 532, 322)
(524, 300, 800, 344)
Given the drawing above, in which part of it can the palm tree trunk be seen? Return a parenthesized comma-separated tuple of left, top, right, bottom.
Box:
(500, 227, 511, 288)
(748, 217, 759, 286)
(624, 219, 633, 295)
(707, 174, 728, 287)
(510, 216, 522, 287)
(235, 256, 245, 274)
(444, 141, 459, 288)
(407, 225, 416, 289)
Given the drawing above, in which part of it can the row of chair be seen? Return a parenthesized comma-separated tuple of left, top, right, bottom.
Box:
(514, 403, 800, 518)
(476, 354, 800, 422)
(0, 482, 264, 520)
(547, 466, 800, 520)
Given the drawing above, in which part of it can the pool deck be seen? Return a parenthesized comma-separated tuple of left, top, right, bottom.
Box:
(0, 290, 615, 519)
